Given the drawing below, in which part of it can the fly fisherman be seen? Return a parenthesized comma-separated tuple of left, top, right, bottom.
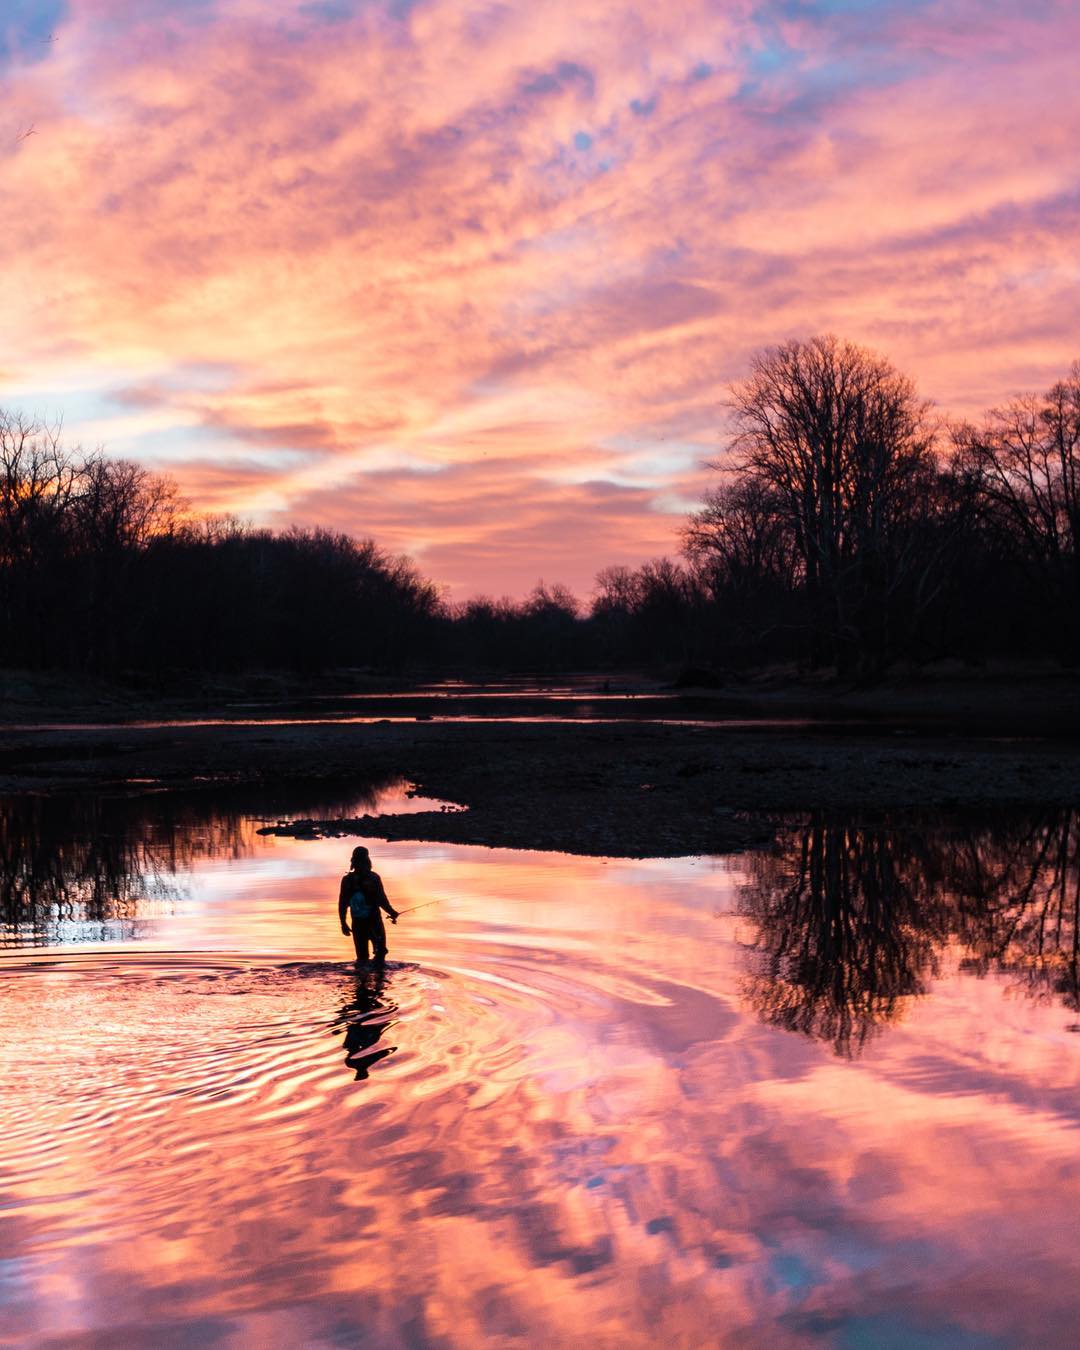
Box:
(338, 846, 399, 965)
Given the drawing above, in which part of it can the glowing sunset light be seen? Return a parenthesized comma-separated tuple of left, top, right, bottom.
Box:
(2, 0, 1077, 595)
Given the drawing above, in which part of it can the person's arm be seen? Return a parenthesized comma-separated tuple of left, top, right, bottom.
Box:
(338, 875, 352, 934)
(370, 872, 398, 922)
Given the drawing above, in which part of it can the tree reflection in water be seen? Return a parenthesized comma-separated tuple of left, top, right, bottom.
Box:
(0, 780, 399, 944)
(740, 809, 1080, 1055)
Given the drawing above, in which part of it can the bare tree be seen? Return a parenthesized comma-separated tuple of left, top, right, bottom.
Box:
(955, 362, 1080, 658)
(683, 477, 800, 661)
(724, 335, 937, 676)
(73, 456, 183, 551)
(0, 410, 78, 551)
(0, 411, 86, 665)
(684, 478, 796, 591)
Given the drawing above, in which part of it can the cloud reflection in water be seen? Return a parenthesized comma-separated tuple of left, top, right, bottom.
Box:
(0, 794, 1078, 1345)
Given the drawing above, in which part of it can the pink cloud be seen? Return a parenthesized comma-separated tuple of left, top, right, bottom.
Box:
(0, 0, 1076, 594)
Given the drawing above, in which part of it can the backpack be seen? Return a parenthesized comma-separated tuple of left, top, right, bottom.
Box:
(348, 874, 376, 920)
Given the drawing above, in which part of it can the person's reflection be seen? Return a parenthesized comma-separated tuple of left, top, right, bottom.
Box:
(740, 815, 948, 1056)
(331, 967, 398, 1081)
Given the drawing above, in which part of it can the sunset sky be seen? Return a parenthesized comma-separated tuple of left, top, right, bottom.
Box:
(2, 0, 1077, 597)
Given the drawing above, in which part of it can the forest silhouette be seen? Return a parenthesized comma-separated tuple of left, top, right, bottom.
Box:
(1, 337, 1076, 679)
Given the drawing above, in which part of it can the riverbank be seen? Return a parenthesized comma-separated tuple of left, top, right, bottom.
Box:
(1, 711, 1076, 857)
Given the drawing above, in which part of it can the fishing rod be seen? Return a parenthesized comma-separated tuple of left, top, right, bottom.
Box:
(393, 900, 440, 918)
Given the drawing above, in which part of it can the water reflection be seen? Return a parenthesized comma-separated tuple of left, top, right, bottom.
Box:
(331, 966, 399, 1080)
(10, 789, 1074, 1044)
(949, 810, 1080, 1014)
(0, 778, 430, 944)
(0, 791, 185, 943)
(8, 788, 1080, 1042)
(740, 809, 1080, 1054)
(3, 795, 1080, 1346)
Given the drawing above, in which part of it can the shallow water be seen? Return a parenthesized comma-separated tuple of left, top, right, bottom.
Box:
(1, 788, 1079, 1347)
(0, 714, 817, 732)
(0, 675, 839, 734)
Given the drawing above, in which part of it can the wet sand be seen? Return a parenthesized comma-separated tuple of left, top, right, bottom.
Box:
(1, 711, 1077, 857)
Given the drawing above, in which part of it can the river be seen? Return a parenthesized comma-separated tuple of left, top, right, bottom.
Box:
(1, 784, 1078, 1346)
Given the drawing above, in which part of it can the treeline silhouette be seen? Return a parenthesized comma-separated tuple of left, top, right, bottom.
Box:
(0, 409, 440, 677)
(2, 337, 1076, 681)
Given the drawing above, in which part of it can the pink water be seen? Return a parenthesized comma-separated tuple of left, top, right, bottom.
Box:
(1, 795, 1078, 1347)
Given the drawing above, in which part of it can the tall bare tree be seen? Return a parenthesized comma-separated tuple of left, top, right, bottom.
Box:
(0, 411, 84, 666)
(724, 335, 937, 675)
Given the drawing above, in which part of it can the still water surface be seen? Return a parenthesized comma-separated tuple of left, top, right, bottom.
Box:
(0, 676, 834, 732)
(1, 786, 1079, 1347)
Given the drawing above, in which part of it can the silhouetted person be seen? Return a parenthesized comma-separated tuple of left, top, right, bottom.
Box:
(339, 845, 398, 965)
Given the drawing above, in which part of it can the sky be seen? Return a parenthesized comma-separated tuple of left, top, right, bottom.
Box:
(1, 0, 1078, 598)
